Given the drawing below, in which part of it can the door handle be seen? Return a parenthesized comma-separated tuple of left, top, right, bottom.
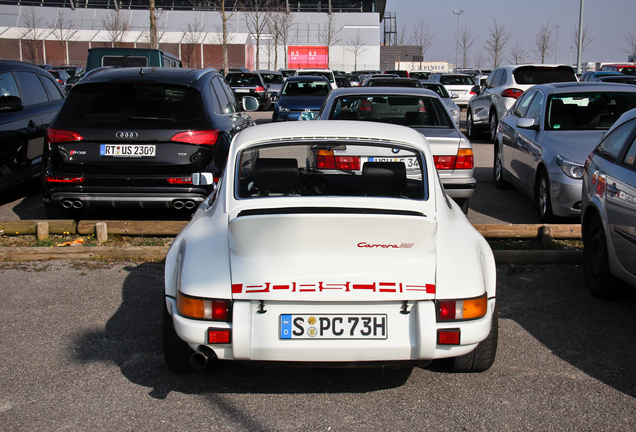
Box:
(607, 183, 619, 195)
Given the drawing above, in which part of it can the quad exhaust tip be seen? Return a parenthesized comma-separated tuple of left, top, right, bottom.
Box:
(62, 199, 83, 209)
(173, 200, 196, 210)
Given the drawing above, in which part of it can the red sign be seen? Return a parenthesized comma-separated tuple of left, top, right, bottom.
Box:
(288, 46, 329, 69)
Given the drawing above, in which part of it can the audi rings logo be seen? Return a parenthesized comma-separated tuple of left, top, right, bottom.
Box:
(115, 131, 139, 139)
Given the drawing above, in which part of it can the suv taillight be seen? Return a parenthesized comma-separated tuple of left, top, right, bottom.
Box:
(170, 130, 219, 146)
(47, 128, 83, 143)
(254, 86, 266, 93)
(501, 88, 524, 99)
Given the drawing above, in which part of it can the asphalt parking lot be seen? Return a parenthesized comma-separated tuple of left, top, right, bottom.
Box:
(1, 260, 635, 431)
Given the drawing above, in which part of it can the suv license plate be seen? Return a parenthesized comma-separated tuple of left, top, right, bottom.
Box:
(280, 314, 387, 340)
(100, 144, 156, 157)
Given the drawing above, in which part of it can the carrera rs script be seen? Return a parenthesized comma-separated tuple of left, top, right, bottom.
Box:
(357, 242, 414, 249)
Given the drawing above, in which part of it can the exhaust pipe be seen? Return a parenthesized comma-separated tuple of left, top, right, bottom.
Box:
(184, 200, 196, 210)
(189, 346, 217, 371)
(62, 199, 83, 209)
(173, 200, 184, 210)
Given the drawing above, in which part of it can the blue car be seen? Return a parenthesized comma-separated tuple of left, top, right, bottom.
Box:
(272, 75, 331, 121)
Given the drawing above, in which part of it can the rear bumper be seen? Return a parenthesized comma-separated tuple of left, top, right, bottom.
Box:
(167, 298, 496, 363)
(440, 175, 477, 199)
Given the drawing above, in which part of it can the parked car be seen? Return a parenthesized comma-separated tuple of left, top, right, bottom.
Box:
(52, 65, 84, 78)
(335, 75, 352, 87)
(162, 120, 497, 373)
(467, 65, 577, 142)
(41, 67, 257, 219)
(272, 75, 331, 121)
(494, 82, 636, 221)
(225, 72, 272, 110)
(257, 70, 284, 104)
(361, 77, 423, 88)
(0, 60, 65, 191)
(580, 70, 623, 82)
(384, 69, 409, 77)
(85, 47, 182, 72)
(49, 69, 71, 85)
(600, 64, 636, 76)
(314, 87, 476, 213)
(581, 108, 636, 297)
(278, 68, 296, 78)
(295, 69, 337, 89)
(429, 73, 476, 108)
(409, 70, 432, 80)
(595, 76, 636, 85)
(418, 80, 461, 125)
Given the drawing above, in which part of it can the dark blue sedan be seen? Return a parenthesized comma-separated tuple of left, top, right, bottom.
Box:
(272, 75, 331, 121)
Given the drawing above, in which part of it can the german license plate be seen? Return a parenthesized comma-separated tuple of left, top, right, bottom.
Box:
(280, 314, 387, 339)
(235, 88, 250, 93)
(368, 157, 420, 170)
(100, 144, 156, 157)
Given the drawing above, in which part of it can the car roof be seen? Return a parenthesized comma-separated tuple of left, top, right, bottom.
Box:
(284, 75, 329, 82)
(0, 59, 50, 73)
(528, 81, 636, 93)
(326, 87, 439, 98)
(76, 67, 218, 87)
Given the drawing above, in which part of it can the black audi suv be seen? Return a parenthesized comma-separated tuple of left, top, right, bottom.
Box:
(42, 67, 257, 218)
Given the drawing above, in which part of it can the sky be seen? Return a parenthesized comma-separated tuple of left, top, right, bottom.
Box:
(384, 0, 636, 67)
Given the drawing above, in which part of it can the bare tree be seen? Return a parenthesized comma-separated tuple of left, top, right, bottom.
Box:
(149, 0, 158, 49)
(571, 24, 594, 58)
(205, 0, 240, 72)
(484, 19, 511, 68)
(49, 9, 79, 65)
(102, 10, 131, 48)
(268, 8, 294, 69)
(20, 7, 47, 64)
(627, 28, 636, 62)
(534, 20, 554, 63)
(393, 27, 409, 70)
(317, 13, 341, 69)
(243, 0, 272, 71)
(182, 18, 205, 68)
(509, 39, 529, 65)
(411, 20, 435, 68)
(453, 26, 474, 69)
(345, 31, 369, 71)
(473, 49, 486, 70)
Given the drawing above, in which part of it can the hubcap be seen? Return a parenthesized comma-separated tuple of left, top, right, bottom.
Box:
(538, 177, 548, 217)
(490, 114, 497, 141)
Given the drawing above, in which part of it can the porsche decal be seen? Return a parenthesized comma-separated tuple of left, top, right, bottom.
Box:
(232, 281, 435, 294)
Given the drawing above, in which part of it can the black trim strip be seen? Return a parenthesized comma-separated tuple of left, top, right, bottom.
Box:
(237, 207, 426, 217)
(614, 227, 636, 247)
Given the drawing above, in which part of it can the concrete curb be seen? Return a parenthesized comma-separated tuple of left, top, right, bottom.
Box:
(0, 246, 583, 264)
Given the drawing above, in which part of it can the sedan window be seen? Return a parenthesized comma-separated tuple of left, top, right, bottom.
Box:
(596, 119, 636, 161)
(547, 93, 636, 131)
(0, 72, 20, 98)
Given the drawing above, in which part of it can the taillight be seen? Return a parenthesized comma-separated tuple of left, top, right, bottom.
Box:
(455, 148, 474, 169)
(437, 294, 488, 321)
(254, 86, 265, 93)
(45, 175, 85, 183)
(360, 101, 372, 112)
(167, 177, 192, 184)
(316, 150, 360, 170)
(208, 329, 231, 344)
(170, 130, 219, 146)
(177, 292, 231, 321)
(501, 88, 524, 99)
(47, 128, 83, 143)
(434, 149, 474, 171)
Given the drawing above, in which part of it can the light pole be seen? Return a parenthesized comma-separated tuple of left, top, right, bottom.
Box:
(453, 10, 464, 69)
(554, 25, 560, 63)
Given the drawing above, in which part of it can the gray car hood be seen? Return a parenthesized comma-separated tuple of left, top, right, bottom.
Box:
(541, 130, 607, 164)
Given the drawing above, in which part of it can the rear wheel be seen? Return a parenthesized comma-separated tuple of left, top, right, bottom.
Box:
(443, 304, 498, 373)
(162, 304, 195, 373)
(489, 111, 498, 143)
(466, 110, 477, 140)
(493, 143, 510, 189)
(583, 213, 627, 299)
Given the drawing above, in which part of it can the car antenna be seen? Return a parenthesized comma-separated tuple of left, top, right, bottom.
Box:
(139, 67, 144, 77)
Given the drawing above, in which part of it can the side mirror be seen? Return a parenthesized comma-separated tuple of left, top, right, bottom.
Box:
(300, 111, 318, 121)
(242, 96, 259, 112)
(470, 85, 480, 95)
(451, 94, 459, 100)
(192, 172, 215, 186)
(517, 118, 538, 130)
(0, 96, 23, 113)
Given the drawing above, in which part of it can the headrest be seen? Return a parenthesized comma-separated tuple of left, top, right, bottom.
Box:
(253, 158, 299, 194)
(362, 161, 407, 197)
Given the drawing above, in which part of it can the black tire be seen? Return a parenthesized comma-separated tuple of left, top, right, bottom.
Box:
(493, 143, 510, 189)
(162, 304, 195, 373)
(443, 304, 498, 373)
(454, 198, 469, 214)
(535, 170, 554, 222)
(466, 110, 477, 140)
(583, 213, 626, 299)
(488, 111, 498, 143)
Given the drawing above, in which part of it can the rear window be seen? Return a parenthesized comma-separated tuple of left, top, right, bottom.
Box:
(226, 74, 260, 86)
(281, 80, 330, 97)
(420, 84, 450, 98)
(439, 75, 474, 85)
(236, 142, 427, 200)
(59, 84, 203, 123)
(513, 66, 577, 85)
(325, 95, 454, 128)
(102, 55, 148, 68)
(410, 72, 431, 80)
(297, 71, 334, 83)
(260, 73, 284, 84)
(366, 79, 421, 88)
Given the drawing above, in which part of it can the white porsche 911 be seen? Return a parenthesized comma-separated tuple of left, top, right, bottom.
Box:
(163, 121, 497, 373)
